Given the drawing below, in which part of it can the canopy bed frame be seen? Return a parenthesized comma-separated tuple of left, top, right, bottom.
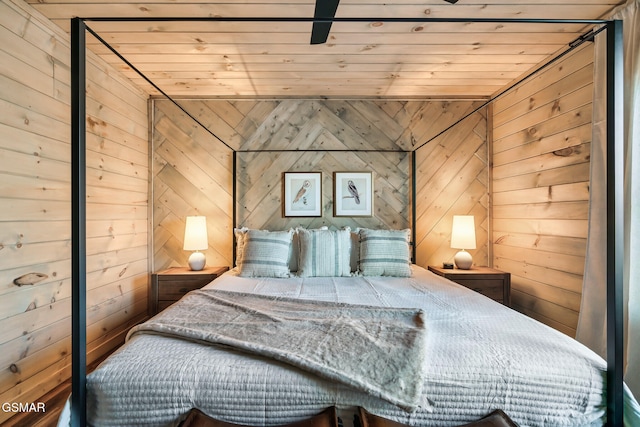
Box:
(70, 16, 624, 427)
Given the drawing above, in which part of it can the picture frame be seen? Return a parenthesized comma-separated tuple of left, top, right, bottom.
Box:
(283, 172, 322, 217)
(333, 171, 373, 217)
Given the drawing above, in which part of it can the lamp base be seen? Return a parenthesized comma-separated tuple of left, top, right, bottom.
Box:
(188, 251, 206, 271)
(454, 249, 473, 270)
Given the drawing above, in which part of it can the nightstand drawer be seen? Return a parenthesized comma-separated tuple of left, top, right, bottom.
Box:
(150, 266, 229, 315)
(428, 266, 511, 306)
(454, 279, 505, 302)
(157, 279, 211, 300)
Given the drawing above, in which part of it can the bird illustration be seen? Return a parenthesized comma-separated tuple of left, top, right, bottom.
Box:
(292, 180, 311, 204)
(346, 180, 361, 204)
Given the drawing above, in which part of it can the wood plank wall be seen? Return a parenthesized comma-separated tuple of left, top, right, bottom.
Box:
(234, 100, 413, 233)
(152, 100, 234, 271)
(152, 99, 486, 270)
(414, 108, 490, 269)
(0, 0, 149, 421)
(236, 151, 410, 232)
(491, 43, 593, 336)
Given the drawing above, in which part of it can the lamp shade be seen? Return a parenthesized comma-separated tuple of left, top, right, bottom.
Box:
(451, 215, 476, 250)
(183, 216, 208, 251)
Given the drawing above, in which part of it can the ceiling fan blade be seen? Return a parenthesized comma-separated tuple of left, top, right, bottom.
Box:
(310, 0, 341, 44)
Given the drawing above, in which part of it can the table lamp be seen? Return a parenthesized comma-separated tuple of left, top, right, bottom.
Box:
(451, 215, 476, 270)
(183, 216, 208, 271)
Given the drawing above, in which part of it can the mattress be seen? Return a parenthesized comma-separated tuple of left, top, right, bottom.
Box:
(85, 266, 607, 427)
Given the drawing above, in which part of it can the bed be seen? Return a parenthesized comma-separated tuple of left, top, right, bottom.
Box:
(81, 227, 613, 427)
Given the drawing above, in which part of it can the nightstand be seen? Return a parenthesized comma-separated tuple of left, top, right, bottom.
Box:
(150, 266, 229, 315)
(428, 265, 511, 306)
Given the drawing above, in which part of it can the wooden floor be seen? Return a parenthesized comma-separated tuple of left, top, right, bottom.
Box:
(3, 381, 70, 427)
(3, 352, 115, 427)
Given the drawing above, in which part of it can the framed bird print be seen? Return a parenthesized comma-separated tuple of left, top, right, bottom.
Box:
(283, 172, 322, 217)
(333, 171, 373, 217)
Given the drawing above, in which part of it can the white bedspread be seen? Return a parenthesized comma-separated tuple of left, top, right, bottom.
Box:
(85, 266, 608, 427)
(126, 290, 428, 410)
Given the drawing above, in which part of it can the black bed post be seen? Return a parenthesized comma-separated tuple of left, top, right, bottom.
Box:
(411, 151, 417, 263)
(232, 150, 237, 266)
(71, 17, 88, 427)
(606, 19, 624, 427)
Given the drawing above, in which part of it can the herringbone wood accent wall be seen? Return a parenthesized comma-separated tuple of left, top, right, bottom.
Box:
(236, 150, 409, 232)
(152, 98, 487, 271)
(153, 101, 234, 271)
(414, 110, 490, 268)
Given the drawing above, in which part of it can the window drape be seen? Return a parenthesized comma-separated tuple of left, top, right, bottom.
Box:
(575, 0, 640, 424)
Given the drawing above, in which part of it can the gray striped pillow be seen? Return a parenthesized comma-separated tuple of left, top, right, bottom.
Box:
(238, 229, 293, 277)
(297, 227, 351, 277)
(358, 228, 411, 277)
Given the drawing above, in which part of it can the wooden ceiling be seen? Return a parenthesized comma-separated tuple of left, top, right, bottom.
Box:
(28, 0, 624, 99)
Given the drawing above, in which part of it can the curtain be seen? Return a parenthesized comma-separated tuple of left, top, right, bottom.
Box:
(576, 0, 640, 423)
(620, 0, 640, 402)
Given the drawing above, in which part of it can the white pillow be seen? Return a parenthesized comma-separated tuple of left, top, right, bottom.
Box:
(358, 228, 411, 277)
(297, 227, 351, 277)
(237, 229, 293, 278)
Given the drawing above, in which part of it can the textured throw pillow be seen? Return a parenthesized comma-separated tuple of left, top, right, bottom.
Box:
(290, 226, 329, 273)
(233, 227, 249, 266)
(289, 228, 300, 272)
(349, 228, 360, 273)
(238, 229, 293, 278)
(297, 227, 351, 277)
(358, 228, 411, 277)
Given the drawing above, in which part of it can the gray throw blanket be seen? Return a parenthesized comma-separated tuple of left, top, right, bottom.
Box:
(127, 289, 428, 410)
